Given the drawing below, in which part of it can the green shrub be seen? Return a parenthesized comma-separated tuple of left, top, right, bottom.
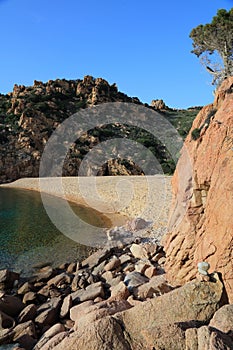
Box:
(36, 102, 49, 112)
(191, 128, 201, 140)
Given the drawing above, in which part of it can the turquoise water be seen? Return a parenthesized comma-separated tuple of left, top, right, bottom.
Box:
(0, 188, 109, 276)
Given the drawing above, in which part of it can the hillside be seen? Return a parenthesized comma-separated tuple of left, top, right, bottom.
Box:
(0, 76, 200, 183)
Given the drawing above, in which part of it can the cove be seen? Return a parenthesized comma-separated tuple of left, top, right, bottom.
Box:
(0, 187, 110, 276)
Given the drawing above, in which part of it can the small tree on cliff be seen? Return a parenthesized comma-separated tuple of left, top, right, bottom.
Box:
(190, 8, 233, 87)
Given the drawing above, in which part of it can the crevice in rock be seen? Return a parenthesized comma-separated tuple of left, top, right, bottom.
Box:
(113, 317, 132, 350)
(217, 273, 230, 307)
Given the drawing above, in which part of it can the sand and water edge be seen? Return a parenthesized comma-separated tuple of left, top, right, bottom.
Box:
(0, 175, 172, 234)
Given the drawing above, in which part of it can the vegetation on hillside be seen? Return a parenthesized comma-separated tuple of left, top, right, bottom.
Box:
(0, 78, 200, 182)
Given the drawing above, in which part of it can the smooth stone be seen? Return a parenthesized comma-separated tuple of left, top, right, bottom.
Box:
(82, 249, 112, 269)
(37, 285, 50, 298)
(60, 295, 72, 319)
(197, 261, 210, 276)
(34, 267, 55, 283)
(104, 257, 121, 271)
(34, 323, 65, 350)
(133, 275, 173, 299)
(18, 304, 37, 323)
(209, 304, 233, 334)
(70, 301, 94, 321)
(35, 297, 62, 327)
(0, 295, 24, 317)
(47, 273, 71, 287)
(66, 262, 77, 274)
(73, 300, 132, 331)
(124, 272, 149, 290)
(110, 281, 130, 301)
(119, 254, 132, 265)
(135, 261, 151, 274)
(23, 292, 37, 305)
(13, 321, 36, 350)
(71, 282, 104, 304)
(151, 252, 164, 263)
(37, 331, 67, 350)
(17, 282, 33, 295)
(144, 266, 157, 279)
(130, 244, 148, 260)
(102, 271, 114, 284)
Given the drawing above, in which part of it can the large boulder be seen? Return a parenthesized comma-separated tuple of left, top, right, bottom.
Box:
(163, 77, 233, 303)
(118, 273, 223, 349)
(53, 317, 131, 350)
(210, 304, 233, 335)
(185, 324, 233, 350)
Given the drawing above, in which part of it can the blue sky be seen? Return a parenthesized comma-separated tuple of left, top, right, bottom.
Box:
(0, 0, 232, 108)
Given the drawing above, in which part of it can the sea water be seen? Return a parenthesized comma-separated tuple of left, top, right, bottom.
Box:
(0, 187, 109, 276)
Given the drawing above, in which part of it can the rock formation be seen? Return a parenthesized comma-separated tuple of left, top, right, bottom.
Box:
(150, 98, 168, 110)
(163, 77, 233, 303)
(0, 77, 140, 183)
(0, 76, 199, 183)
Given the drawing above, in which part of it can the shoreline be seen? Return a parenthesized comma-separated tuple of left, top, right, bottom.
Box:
(0, 175, 172, 235)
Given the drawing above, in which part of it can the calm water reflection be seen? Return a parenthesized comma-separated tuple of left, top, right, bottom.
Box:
(0, 188, 110, 276)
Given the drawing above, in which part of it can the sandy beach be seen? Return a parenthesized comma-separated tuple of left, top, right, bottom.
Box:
(1, 175, 172, 239)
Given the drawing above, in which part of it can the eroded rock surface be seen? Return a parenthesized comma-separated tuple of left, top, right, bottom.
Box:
(163, 77, 233, 303)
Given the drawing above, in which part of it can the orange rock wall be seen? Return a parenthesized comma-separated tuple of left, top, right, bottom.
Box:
(163, 77, 233, 303)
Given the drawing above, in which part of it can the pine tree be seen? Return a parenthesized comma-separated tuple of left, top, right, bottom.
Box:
(190, 8, 233, 87)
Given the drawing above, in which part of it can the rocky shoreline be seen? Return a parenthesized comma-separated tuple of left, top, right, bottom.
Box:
(0, 236, 232, 350)
(0, 238, 167, 350)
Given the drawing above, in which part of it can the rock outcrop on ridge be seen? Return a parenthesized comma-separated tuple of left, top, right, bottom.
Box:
(163, 77, 233, 303)
(0, 76, 143, 183)
(0, 76, 199, 183)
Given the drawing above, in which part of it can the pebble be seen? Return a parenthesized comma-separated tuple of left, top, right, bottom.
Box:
(104, 257, 121, 271)
(197, 261, 210, 276)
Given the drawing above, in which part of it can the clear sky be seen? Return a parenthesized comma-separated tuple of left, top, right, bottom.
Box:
(0, 0, 232, 108)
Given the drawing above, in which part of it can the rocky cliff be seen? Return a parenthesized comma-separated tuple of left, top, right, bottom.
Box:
(0, 76, 141, 183)
(0, 76, 199, 183)
(163, 77, 233, 303)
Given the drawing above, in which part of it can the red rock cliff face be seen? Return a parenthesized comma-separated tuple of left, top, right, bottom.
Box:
(163, 77, 233, 303)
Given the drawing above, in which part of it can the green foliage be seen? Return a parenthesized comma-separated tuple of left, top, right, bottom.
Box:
(25, 93, 42, 103)
(0, 96, 11, 113)
(161, 160, 176, 175)
(191, 128, 201, 140)
(190, 8, 233, 86)
(36, 102, 49, 112)
(4, 114, 20, 129)
(74, 99, 87, 109)
(191, 108, 216, 140)
(161, 108, 201, 139)
(204, 108, 217, 125)
(76, 123, 176, 175)
(0, 78, 203, 176)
